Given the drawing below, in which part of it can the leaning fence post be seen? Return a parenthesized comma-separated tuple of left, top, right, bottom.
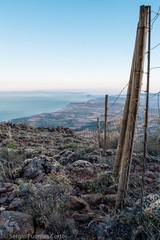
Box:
(116, 5, 149, 209)
(142, 5, 151, 208)
(97, 118, 101, 148)
(103, 95, 108, 155)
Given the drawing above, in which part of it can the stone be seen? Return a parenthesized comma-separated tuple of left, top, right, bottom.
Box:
(4, 183, 13, 188)
(35, 227, 50, 240)
(68, 196, 91, 212)
(103, 194, 117, 204)
(22, 159, 44, 179)
(9, 198, 25, 210)
(72, 160, 92, 168)
(72, 212, 90, 222)
(22, 155, 61, 180)
(105, 184, 117, 194)
(0, 196, 8, 204)
(71, 167, 94, 179)
(0, 188, 7, 193)
(82, 194, 103, 205)
(149, 164, 155, 171)
(32, 172, 44, 183)
(144, 177, 153, 184)
(145, 170, 156, 179)
(106, 149, 116, 156)
(86, 155, 102, 163)
(0, 207, 5, 212)
(95, 163, 110, 170)
(7, 193, 15, 202)
(0, 211, 34, 239)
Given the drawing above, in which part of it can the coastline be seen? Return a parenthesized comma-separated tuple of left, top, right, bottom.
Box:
(0, 91, 94, 123)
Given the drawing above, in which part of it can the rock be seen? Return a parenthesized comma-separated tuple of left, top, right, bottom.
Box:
(82, 194, 103, 205)
(71, 167, 94, 179)
(105, 184, 117, 194)
(72, 212, 90, 222)
(0, 188, 7, 193)
(0, 207, 5, 212)
(72, 160, 92, 168)
(66, 219, 78, 236)
(144, 177, 153, 184)
(103, 194, 117, 204)
(9, 198, 25, 210)
(149, 164, 155, 171)
(68, 196, 91, 212)
(0, 196, 8, 204)
(0, 211, 34, 239)
(155, 172, 160, 177)
(86, 155, 102, 163)
(95, 163, 110, 170)
(50, 160, 61, 172)
(145, 170, 156, 179)
(106, 149, 116, 156)
(22, 159, 45, 179)
(22, 155, 61, 180)
(136, 194, 160, 209)
(4, 183, 13, 188)
(23, 158, 33, 165)
(32, 172, 44, 183)
(35, 227, 50, 240)
(7, 193, 15, 202)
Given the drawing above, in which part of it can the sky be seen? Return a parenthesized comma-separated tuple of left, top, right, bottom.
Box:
(0, 0, 160, 94)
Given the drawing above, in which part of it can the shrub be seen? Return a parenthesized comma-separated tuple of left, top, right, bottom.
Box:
(0, 148, 25, 179)
(107, 131, 120, 149)
(14, 174, 73, 229)
(85, 173, 116, 194)
(134, 131, 160, 156)
(62, 144, 86, 149)
(7, 142, 18, 149)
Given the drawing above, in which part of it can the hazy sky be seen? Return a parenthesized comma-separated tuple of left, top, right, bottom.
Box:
(0, 0, 159, 93)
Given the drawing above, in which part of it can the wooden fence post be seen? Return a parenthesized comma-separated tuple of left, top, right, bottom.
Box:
(97, 118, 101, 148)
(116, 5, 149, 208)
(114, 13, 140, 177)
(103, 95, 108, 155)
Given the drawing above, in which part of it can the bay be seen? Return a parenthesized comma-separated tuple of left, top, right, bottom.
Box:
(0, 91, 92, 122)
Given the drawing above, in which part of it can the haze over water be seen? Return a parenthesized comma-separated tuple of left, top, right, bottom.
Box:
(0, 91, 93, 122)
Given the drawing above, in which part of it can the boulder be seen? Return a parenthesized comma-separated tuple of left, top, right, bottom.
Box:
(68, 196, 91, 212)
(0, 211, 34, 239)
(22, 155, 61, 180)
(70, 167, 94, 179)
(0, 188, 7, 193)
(9, 198, 25, 210)
(72, 160, 92, 168)
(82, 194, 103, 205)
(106, 149, 116, 156)
(0, 196, 8, 204)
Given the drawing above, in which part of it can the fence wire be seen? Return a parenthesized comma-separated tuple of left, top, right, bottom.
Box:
(121, 7, 160, 239)
(93, 6, 160, 240)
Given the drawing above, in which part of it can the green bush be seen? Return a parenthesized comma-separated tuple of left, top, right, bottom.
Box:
(14, 175, 73, 229)
(7, 142, 18, 149)
(0, 148, 25, 179)
(84, 173, 116, 194)
(62, 144, 86, 149)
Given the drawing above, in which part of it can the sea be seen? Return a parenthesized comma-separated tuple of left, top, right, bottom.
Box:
(0, 91, 93, 122)
(0, 91, 158, 123)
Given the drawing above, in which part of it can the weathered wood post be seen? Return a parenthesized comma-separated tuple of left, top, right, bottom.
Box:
(116, 5, 150, 208)
(97, 118, 101, 148)
(103, 95, 108, 155)
(114, 15, 140, 177)
(142, 5, 151, 206)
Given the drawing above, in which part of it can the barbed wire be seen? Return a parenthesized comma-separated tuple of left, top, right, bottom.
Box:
(116, 7, 160, 239)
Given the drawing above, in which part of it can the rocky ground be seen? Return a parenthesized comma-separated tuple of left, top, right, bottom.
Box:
(0, 123, 159, 240)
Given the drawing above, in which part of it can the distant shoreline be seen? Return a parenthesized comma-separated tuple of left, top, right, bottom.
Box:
(0, 92, 95, 122)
